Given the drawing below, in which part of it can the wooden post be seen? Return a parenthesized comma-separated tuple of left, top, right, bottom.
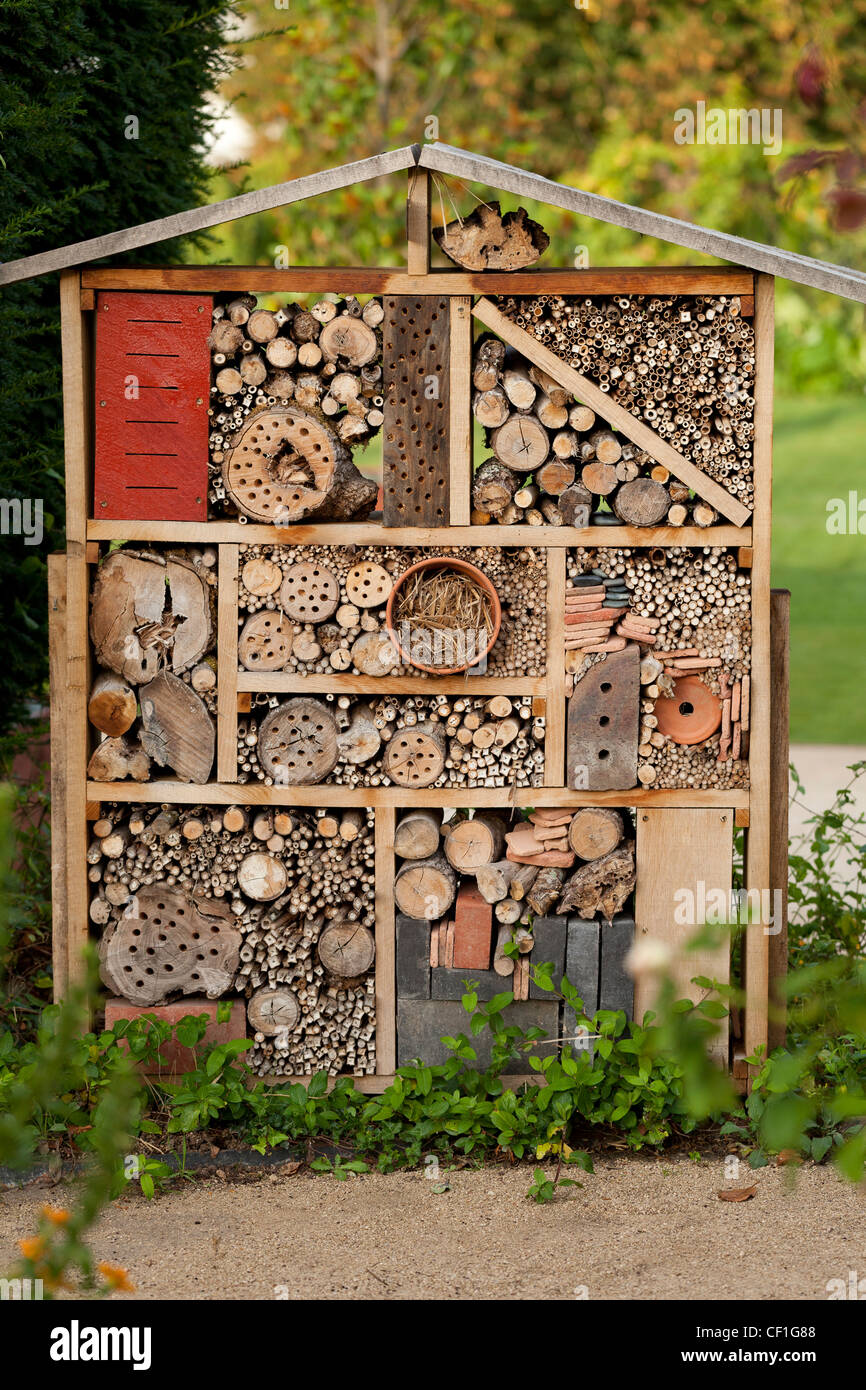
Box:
(544, 548, 566, 785)
(48, 554, 69, 999)
(407, 167, 430, 276)
(217, 544, 239, 781)
(744, 273, 774, 1071)
(375, 805, 396, 1075)
(768, 588, 790, 1049)
(449, 297, 472, 525)
(60, 270, 92, 989)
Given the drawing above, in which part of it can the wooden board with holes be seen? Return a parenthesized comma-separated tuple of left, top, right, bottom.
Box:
(382, 296, 450, 526)
(94, 291, 211, 521)
(634, 808, 733, 1065)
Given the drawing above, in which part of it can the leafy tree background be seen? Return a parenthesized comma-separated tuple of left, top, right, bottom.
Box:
(0, 0, 246, 733)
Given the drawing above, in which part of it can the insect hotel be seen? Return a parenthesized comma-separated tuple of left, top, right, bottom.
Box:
(7, 142, 862, 1086)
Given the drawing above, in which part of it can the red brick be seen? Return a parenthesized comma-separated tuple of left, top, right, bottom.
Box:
(103, 997, 247, 1078)
(451, 884, 493, 970)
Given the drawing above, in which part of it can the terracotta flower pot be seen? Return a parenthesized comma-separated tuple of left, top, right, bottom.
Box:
(385, 557, 501, 675)
(654, 675, 722, 745)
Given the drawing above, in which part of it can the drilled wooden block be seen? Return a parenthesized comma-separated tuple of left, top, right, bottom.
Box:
(382, 295, 450, 526)
(94, 291, 211, 521)
(567, 643, 639, 790)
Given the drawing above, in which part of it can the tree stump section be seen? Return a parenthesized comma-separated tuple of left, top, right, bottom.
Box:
(345, 562, 392, 608)
(98, 886, 240, 1005)
(491, 414, 549, 472)
(238, 852, 289, 901)
(394, 809, 443, 861)
(567, 644, 639, 790)
(350, 630, 398, 676)
(257, 698, 339, 785)
(568, 807, 625, 860)
(139, 671, 215, 783)
(318, 922, 376, 976)
(613, 478, 671, 527)
(238, 612, 294, 670)
(279, 563, 340, 622)
(383, 723, 446, 788)
(242, 557, 282, 596)
(222, 405, 376, 523)
(394, 853, 457, 920)
(444, 814, 505, 871)
(87, 672, 137, 736)
(247, 986, 300, 1036)
(337, 704, 381, 764)
(90, 550, 213, 684)
(87, 736, 151, 782)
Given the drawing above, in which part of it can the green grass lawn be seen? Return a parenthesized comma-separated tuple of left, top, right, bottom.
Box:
(774, 395, 866, 744)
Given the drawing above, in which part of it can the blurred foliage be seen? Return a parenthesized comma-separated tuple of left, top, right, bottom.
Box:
(0, 725, 52, 1039)
(204, 0, 866, 395)
(0, 0, 250, 732)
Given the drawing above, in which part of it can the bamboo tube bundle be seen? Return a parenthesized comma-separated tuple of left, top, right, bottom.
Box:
(498, 292, 756, 512)
(208, 294, 385, 520)
(238, 542, 547, 680)
(238, 692, 544, 790)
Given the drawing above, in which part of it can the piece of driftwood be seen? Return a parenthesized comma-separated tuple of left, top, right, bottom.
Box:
(557, 843, 636, 922)
(433, 201, 549, 271)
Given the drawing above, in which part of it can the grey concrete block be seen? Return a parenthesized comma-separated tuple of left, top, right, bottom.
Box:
(599, 912, 635, 1020)
(528, 916, 567, 1000)
(562, 916, 600, 1058)
(431, 967, 508, 1001)
(396, 915, 430, 1000)
(397, 999, 560, 1072)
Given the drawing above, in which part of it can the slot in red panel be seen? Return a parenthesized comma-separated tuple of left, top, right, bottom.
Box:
(94, 291, 212, 521)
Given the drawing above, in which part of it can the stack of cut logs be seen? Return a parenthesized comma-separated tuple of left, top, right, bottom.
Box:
(568, 545, 750, 789)
(208, 292, 382, 522)
(86, 547, 217, 784)
(499, 294, 755, 511)
(237, 808, 377, 1078)
(395, 806, 635, 992)
(238, 543, 546, 679)
(239, 692, 544, 789)
(471, 334, 720, 529)
(90, 801, 377, 1077)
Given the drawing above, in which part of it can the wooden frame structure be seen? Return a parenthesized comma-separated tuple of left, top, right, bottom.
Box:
(19, 144, 820, 1086)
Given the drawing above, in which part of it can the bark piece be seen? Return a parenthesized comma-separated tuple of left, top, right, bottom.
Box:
(472, 459, 518, 516)
(98, 886, 240, 1005)
(433, 201, 549, 271)
(257, 698, 339, 785)
(557, 844, 636, 923)
(559, 483, 594, 526)
(527, 866, 565, 916)
(87, 736, 151, 782)
(139, 671, 215, 783)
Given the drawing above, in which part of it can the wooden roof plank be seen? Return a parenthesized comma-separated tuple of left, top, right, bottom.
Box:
(0, 146, 420, 288)
(421, 143, 866, 305)
(472, 296, 752, 527)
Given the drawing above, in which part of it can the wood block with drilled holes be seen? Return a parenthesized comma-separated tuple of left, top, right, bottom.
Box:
(94, 291, 211, 521)
(567, 643, 639, 790)
(451, 884, 493, 970)
(382, 296, 450, 525)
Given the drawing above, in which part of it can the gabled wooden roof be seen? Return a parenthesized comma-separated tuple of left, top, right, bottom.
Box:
(1, 140, 864, 303)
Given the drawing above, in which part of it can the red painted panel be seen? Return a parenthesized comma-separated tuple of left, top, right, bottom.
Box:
(94, 291, 212, 521)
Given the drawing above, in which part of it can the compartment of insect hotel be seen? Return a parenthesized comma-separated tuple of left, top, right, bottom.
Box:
(470, 290, 754, 531)
(237, 692, 545, 789)
(562, 544, 751, 791)
(238, 543, 547, 680)
(86, 545, 219, 784)
(394, 805, 637, 1067)
(91, 801, 377, 1077)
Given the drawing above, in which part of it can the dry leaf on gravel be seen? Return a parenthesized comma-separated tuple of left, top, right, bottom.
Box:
(718, 1185, 757, 1202)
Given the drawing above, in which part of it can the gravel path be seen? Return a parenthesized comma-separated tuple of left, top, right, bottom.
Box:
(2, 1157, 864, 1301)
